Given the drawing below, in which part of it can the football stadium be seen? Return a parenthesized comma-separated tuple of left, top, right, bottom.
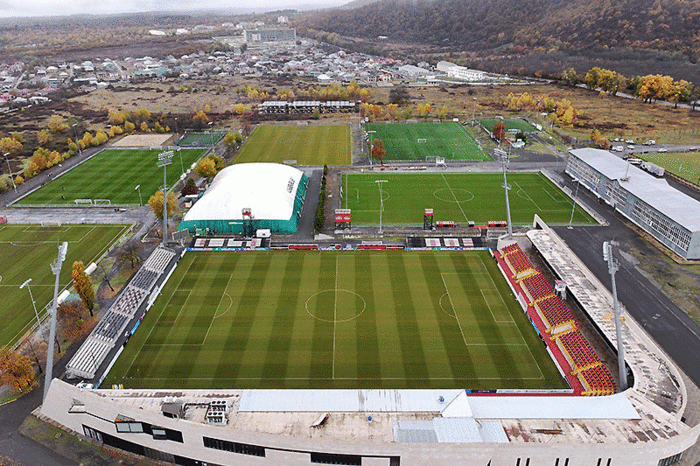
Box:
(29, 127, 699, 466)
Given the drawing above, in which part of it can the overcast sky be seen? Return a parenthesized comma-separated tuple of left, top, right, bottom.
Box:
(0, 0, 346, 18)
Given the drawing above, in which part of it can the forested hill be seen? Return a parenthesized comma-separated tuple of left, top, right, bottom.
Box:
(301, 0, 700, 56)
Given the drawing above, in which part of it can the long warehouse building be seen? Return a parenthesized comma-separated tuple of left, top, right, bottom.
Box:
(566, 148, 700, 259)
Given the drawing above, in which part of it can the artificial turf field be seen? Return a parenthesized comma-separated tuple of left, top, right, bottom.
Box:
(365, 122, 489, 161)
(103, 250, 568, 390)
(234, 125, 351, 165)
(343, 172, 595, 226)
(176, 132, 225, 147)
(0, 224, 130, 347)
(479, 118, 539, 133)
(16, 148, 207, 206)
(640, 151, 700, 185)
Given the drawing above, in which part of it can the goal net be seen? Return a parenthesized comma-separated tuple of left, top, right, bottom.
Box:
(74, 199, 93, 205)
(417, 138, 427, 143)
(94, 199, 112, 205)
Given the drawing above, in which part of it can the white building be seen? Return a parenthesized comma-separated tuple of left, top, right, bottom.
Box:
(436, 61, 485, 81)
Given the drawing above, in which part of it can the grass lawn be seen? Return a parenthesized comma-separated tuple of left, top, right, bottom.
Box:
(639, 151, 700, 185)
(479, 118, 539, 133)
(342, 172, 595, 226)
(234, 125, 351, 165)
(103, 250, 567, 390)
(365, 122, 489, 161)
(177, 132, 225, 147)
(16, 148, 207, 206)
(0, 224, 130, 347)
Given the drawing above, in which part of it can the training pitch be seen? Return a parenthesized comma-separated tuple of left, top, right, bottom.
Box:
(479, 118, 539, 134)
(104, 250, 567, 390)
(16, 148, 207, 206)
(640, 151, 700, 185)
(177, 132, 225, 147)
(365, 122, 489, 161)
(0, 224, 130, 347)
(234, 125, 351, 165)
(342, 172, 595, 225)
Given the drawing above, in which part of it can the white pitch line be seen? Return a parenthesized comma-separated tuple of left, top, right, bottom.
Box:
(441, 173, 469, 222)
(440, 274, 469, 347)
(332, 255, 338, 379)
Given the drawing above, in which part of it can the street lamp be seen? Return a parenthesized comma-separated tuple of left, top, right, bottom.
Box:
(19, 279, 41, 327)
(134, 184, 143, 206)
(471, 97, 477, 125)
(72, 124, 82, 155)
(178, 147, 184, 175)
(208, 121, 215, 147)
(3, 152, 16, 193)
(366, 130, 376, 167)
(567, 179, 580, 229)
(495, 148, 513, 240)
(375, 179, 387, 235)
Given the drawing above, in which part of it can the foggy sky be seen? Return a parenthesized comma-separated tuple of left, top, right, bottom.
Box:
(0, 0, 345, 19)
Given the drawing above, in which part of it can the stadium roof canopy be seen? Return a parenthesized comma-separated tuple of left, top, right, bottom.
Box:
(180, 163, 309, 235)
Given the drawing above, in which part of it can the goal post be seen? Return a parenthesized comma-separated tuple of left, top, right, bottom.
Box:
(94, 199, 112, 205)
(74, 199, 93, 205)
(417, 138, 427, 143)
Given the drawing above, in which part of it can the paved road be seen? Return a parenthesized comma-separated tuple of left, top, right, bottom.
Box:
(553, 178, 700, 387)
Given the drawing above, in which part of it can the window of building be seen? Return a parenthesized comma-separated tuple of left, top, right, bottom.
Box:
(658, 453, 682, 466)
(310, 452, 362, 465)
(203, 436, 265, 457)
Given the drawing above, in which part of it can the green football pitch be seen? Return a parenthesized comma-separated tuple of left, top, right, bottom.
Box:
(342, 172, 595, 225)
(479, 118, 539, 133)
(234, 125, 351, 165)
(103, 250, 568, 390)
(177, 132, 225, 147)
(0, 224, 130, 347)
(365, 122, 489, 161)
(640, 151, 700, 185)
(16, 148, 207, 206)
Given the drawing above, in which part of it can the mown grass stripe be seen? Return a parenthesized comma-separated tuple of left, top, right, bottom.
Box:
(260, 253, 303, 383)
(214, 253, 272, 383)
(309, 253, 335, 385)
(387, 253, 430, 387)
(354, 252, 381, 386)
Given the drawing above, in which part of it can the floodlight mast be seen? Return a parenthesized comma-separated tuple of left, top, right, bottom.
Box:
(495, 148, 513, 240)
(366, 130, 376, 167)
(375, 180, 387, 235)
(603, 241, 628, 392)
(44, 242, 68, 402)
(19, 278, 41, 327)
(157, 151, 174, 247)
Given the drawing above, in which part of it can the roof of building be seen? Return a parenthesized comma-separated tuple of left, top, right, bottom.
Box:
(183, 163, 305, 222)
(570, 148, 700, 231)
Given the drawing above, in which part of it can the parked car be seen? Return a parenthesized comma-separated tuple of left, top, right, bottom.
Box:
(658, 148, 668, 153)
(613, 146, 624, 152)
(643, 140, 656, 146)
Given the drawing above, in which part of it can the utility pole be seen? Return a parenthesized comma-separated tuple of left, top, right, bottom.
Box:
(157, 151, 173, 246)
(44, 242, 68, 402)
(603, 241, 628, 392)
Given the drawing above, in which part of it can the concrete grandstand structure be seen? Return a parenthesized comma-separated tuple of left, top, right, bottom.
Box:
(39, 220, 699, 466)
(178, 163, 309, 236)
(566, 148, 700, 260)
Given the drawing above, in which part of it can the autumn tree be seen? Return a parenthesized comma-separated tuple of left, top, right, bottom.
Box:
(57, 299, 89, 343)
(194, 157, 217, 180)
(48, 115, 69, 134)
(148, 191, 178, 219)
(37, 129, 53, 147)
(0, 347, 34, 392)
(117, 239, 143, 269)
(389, 87, 410, 105)
(181, 177, 198, 196)
(71, 261, 95, 316)
(371, 139, 386, 165)
(492, 121, 506, 142)
(0, 137, 22, 156)
(561, 68, 580, 87)
(20, 335, 48, 374)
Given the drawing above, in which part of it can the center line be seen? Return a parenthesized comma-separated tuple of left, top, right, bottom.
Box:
(332, 255, 338, 379)
(441, 173, 468, 222)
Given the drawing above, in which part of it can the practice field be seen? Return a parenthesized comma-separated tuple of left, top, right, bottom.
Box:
(16, 148, 207, 206)
(0, 224, 130, 347)
(365, 122, 488, 161)
(342, 172, 595, 225)
(176, 132, 225, 147)
(479, 118, 539, 134)
(104, 250, 567, 390)
(234, 125, 351, 165)
(640, 151, 700, 185)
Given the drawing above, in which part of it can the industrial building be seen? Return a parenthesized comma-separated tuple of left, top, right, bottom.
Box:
(566, 148, 700, 260)
(243, 28, 296, 43)
(178, 163, 309, 236)
(436, 61, 485, 81)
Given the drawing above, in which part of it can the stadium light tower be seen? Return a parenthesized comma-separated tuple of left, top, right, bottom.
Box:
(376, 179, 387, 235)
(3, 152, 16, 193)
(157, 151, 174, 247)
(603, 241, 628, 392)
(366, 130, 376, 167)
(495, 148, 513, 240)
(134, 184, 143, 206)
(19, 279, 41, 328)
(44, 241, 68, 402)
